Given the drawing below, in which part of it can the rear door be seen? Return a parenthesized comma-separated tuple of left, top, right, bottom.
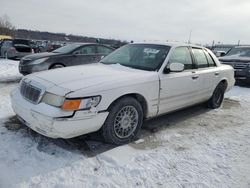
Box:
(191, 48, 220, 101)
(158, 46, 203, 114)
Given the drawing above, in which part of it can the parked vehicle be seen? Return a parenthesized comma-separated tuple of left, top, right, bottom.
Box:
(0, 36, 13, 53)
(219, 46, 250, 83)
(11, 43, 235, 145)
(210, 44, 235, 57)
(19, 43, 114, 75)
(0, 39, 33, 59)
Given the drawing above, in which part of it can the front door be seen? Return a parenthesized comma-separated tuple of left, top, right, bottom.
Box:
(72, 45, 99, 65)
(158, 46, 203, 115)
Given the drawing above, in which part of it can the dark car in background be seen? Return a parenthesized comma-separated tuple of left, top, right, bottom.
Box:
(210, 44, 235, 57)
(19, 43, 114, 75)
(219, 46, 250, 83)
(0, 39, 33, 59)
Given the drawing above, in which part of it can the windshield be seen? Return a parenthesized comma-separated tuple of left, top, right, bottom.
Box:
(53, 43, 82, 53)
(101, 44, 170, 71)
(226, 47, 250, 57)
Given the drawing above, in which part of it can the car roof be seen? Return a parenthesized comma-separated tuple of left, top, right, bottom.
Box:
(233, 45, 250, 48)
(132, 42, 204, 49)
(68, 42, 114, 48)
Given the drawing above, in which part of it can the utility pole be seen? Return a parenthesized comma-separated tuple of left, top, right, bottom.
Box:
(237, 40, 240, 46)
(188, 30, 192, 44)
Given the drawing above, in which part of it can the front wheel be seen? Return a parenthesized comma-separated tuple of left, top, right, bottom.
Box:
(101, 97, 143, 145)
(208, 83, 225, 109)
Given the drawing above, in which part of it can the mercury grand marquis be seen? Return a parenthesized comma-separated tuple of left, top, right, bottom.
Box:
(11, 43, 235, 145)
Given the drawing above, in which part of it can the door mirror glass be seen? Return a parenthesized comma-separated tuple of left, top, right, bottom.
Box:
(169, 62, 184, 72)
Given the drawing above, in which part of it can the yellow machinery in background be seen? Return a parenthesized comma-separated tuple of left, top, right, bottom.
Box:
(0, 35, 12, 40)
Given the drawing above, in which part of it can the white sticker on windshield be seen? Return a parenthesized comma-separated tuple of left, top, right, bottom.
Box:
(144, 48, 160, 54)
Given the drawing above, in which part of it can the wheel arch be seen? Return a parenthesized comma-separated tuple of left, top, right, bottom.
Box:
(107, 93, 148, 119)
(218, 78, 228, 92)
(49, 63, 65, 69)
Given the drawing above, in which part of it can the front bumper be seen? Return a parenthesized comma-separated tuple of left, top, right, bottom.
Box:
(10, 88, 109, 138)
(234, 69, 250, 82)
(19, 63, 49, 75)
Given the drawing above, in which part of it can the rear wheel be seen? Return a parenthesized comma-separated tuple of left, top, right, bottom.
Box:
(102, 97, 143, 145)
(208, 83, 225, 109)
(49, 64, 65, 69)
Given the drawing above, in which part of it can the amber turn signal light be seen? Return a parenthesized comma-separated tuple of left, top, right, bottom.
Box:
(61, 99, 81, 110)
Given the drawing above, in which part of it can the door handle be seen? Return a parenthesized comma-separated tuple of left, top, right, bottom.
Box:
(215, 72, 220, 76)
(192, 75, 199, 79)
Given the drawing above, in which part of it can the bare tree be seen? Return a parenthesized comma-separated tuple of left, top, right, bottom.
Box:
(0, 14, 15, 36)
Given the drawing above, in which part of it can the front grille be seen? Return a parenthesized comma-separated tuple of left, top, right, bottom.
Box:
(234, 63, 248, 69)
(20, 81, 42, 104)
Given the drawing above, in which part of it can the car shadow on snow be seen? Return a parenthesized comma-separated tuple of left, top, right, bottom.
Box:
(3, 99, 240, 157)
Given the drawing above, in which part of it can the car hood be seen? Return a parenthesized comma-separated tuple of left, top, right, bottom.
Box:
(22, 52, 62, 61)
(29, 63, 158, 95)
(219, 55, 250, 62)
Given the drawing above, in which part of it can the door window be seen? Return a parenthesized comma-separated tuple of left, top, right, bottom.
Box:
(192, 48, 209, 68)
(74, 45, 96, 55)
(97, 46, 113, 54)
(204, 50, 216, 67)
(169, 47, 193, 70)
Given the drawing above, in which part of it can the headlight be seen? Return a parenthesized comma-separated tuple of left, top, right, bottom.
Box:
(61, 96, 101, 111)
(42, 92, 65, 107)
(30, 57, 49, 65)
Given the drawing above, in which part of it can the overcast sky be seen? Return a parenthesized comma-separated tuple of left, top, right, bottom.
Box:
(1, 0, 250, 45)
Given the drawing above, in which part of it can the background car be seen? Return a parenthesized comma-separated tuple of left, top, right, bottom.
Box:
(19, 43, 114, 75)
(0, 39, 33, 59)
(210, 44, 235, 57)
(219, 46, 250, 83)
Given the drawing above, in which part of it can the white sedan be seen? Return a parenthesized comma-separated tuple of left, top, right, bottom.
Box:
(11, 43, 235, 145)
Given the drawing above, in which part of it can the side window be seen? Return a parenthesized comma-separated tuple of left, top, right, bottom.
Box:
(169, 47, 193, 70)
(74, 45, 96, 55)
(97, 46, 113, 54)
(192, 48, 209, 68)
(204, 50, 216, 67)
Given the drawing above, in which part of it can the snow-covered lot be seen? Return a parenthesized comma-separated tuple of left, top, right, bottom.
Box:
(0, 59, 250, 188)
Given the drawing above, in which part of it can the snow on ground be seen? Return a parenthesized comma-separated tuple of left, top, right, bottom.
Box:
(0, 59, 250, 188)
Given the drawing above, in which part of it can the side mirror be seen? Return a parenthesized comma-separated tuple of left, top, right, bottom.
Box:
(169, 62, 184, 72)
(215, 51, 226, 57)
(101, 55, 105, 59)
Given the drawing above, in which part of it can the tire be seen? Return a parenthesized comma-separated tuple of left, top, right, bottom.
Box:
(49, 64, 65, 69)
(208, 83, 225, 109)
(102, 97, 143, 145)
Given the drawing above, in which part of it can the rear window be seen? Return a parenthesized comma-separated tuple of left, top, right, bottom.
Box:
(192, 48, 209, 68)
